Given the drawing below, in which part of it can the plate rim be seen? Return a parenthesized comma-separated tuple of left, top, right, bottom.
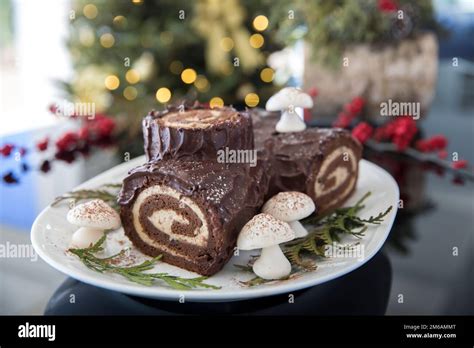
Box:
(31, 158, 399, 302)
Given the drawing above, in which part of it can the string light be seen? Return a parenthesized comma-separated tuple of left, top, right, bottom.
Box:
(123, 86, 138, 100)
(220, 37, 234, 52)
(249, 34, 264, 48)
(194, 75, 210, 92)
(104, 75, 120, 90)
(156, 87, 171, 103)
(253, 15, 269, 31)
(210, 97, 224, 108)
(83, 4, 98, 19)
(100, 33, 115, 48)
(245, 93, 259, 107)
(125, 69, 140, 84)
(132, 0, 143, 5)
(181, 68, 197, 84)
(170, 60, 183, 75)
(260, 67, 274, 83)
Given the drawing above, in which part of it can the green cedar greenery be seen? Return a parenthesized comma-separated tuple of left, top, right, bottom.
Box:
(69, 235, 220, 289)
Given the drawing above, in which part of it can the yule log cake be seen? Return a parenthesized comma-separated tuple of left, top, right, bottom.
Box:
(143, 103, 253, 161)
(118, 159, 268, 276)
(252, 112, 362, 215)
(118, 105, 361, 276)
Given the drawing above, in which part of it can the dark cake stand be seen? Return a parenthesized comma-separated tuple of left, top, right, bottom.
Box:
(44, 251, 391, 315)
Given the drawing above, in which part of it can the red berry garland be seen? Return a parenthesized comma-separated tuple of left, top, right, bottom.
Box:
(1, 108, 117, 184)
(333, 96, 471, 177)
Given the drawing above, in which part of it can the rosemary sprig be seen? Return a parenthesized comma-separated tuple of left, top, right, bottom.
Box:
(69, 236, 220, 290)
(52, 183, 122, 210)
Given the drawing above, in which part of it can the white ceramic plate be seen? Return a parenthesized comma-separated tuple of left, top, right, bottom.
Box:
(31, 156, 399, 302)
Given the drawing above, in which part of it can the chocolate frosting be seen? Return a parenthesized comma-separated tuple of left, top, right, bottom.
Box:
(143, 103, 254, 162)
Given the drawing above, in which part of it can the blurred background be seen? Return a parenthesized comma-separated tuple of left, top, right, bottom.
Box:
(0, 0, 473, 315)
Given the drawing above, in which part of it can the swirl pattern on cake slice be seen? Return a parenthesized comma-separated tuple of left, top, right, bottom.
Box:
(118, 159, 269, 276)
(252, 113, 362, 215)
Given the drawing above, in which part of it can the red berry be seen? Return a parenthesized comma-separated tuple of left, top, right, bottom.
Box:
(2, 171, 18, 184)
(55, 132, 79, 152)
(378, 0, 397, 12)
(438, 150, 448, 159)
(428, 135, 448, 150)
(78, 127, 89, 140)
(333, 112, 353, 128)
(352, 122, 373, 144)
(36, 138, 49, 151)
(347, 97, 365, 115)
(308, 87, 318, 98)
(451, 160, 468, 170)
(40, 160, 52, 173)
(0, 144, 14, 157)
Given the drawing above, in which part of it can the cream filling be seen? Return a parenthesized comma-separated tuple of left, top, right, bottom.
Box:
(147, 209, 188, 240)
(314, 146, 357, 198)
(132, 185, 209, 256)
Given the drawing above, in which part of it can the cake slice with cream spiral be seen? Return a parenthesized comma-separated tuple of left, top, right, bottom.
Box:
(252, 112, 362, 215)
(118, 159, 268, 276)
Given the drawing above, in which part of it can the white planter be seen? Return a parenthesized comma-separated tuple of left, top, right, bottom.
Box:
(303, 33, 438, 120)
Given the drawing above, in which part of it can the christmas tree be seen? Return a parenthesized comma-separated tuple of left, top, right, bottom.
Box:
(62, 0, 281, 150)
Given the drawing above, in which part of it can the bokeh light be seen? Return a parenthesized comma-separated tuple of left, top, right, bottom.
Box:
(156, 87, 171, 103)
(104, 75, 120, 90)
(181, 68, 197, 84)
(220, 37, 234, 52)
(245, 93, 259, 107)
(79, 27, 95, 47)
(253, 15, 269, 31)
(194, 75, 210, 92)
(249, 34, 264, 48)
(125, 69, 140, 84)
(210, 97, 224, 108)
(260, 67, 274, 83)
(83, 4, 98, 19)
(100, 33, 115, 48)
(123, 86, 138, 100)
(113, 16, 128, 29)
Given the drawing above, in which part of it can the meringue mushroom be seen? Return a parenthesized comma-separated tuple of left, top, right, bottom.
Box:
(265, 87, 314, 133)
(262, 192, 316, 238)
(67, 199, 121, 248)
(237, 213, 295, 280)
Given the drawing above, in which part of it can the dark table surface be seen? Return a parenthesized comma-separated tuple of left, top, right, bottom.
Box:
(45, 61, 474, 316)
